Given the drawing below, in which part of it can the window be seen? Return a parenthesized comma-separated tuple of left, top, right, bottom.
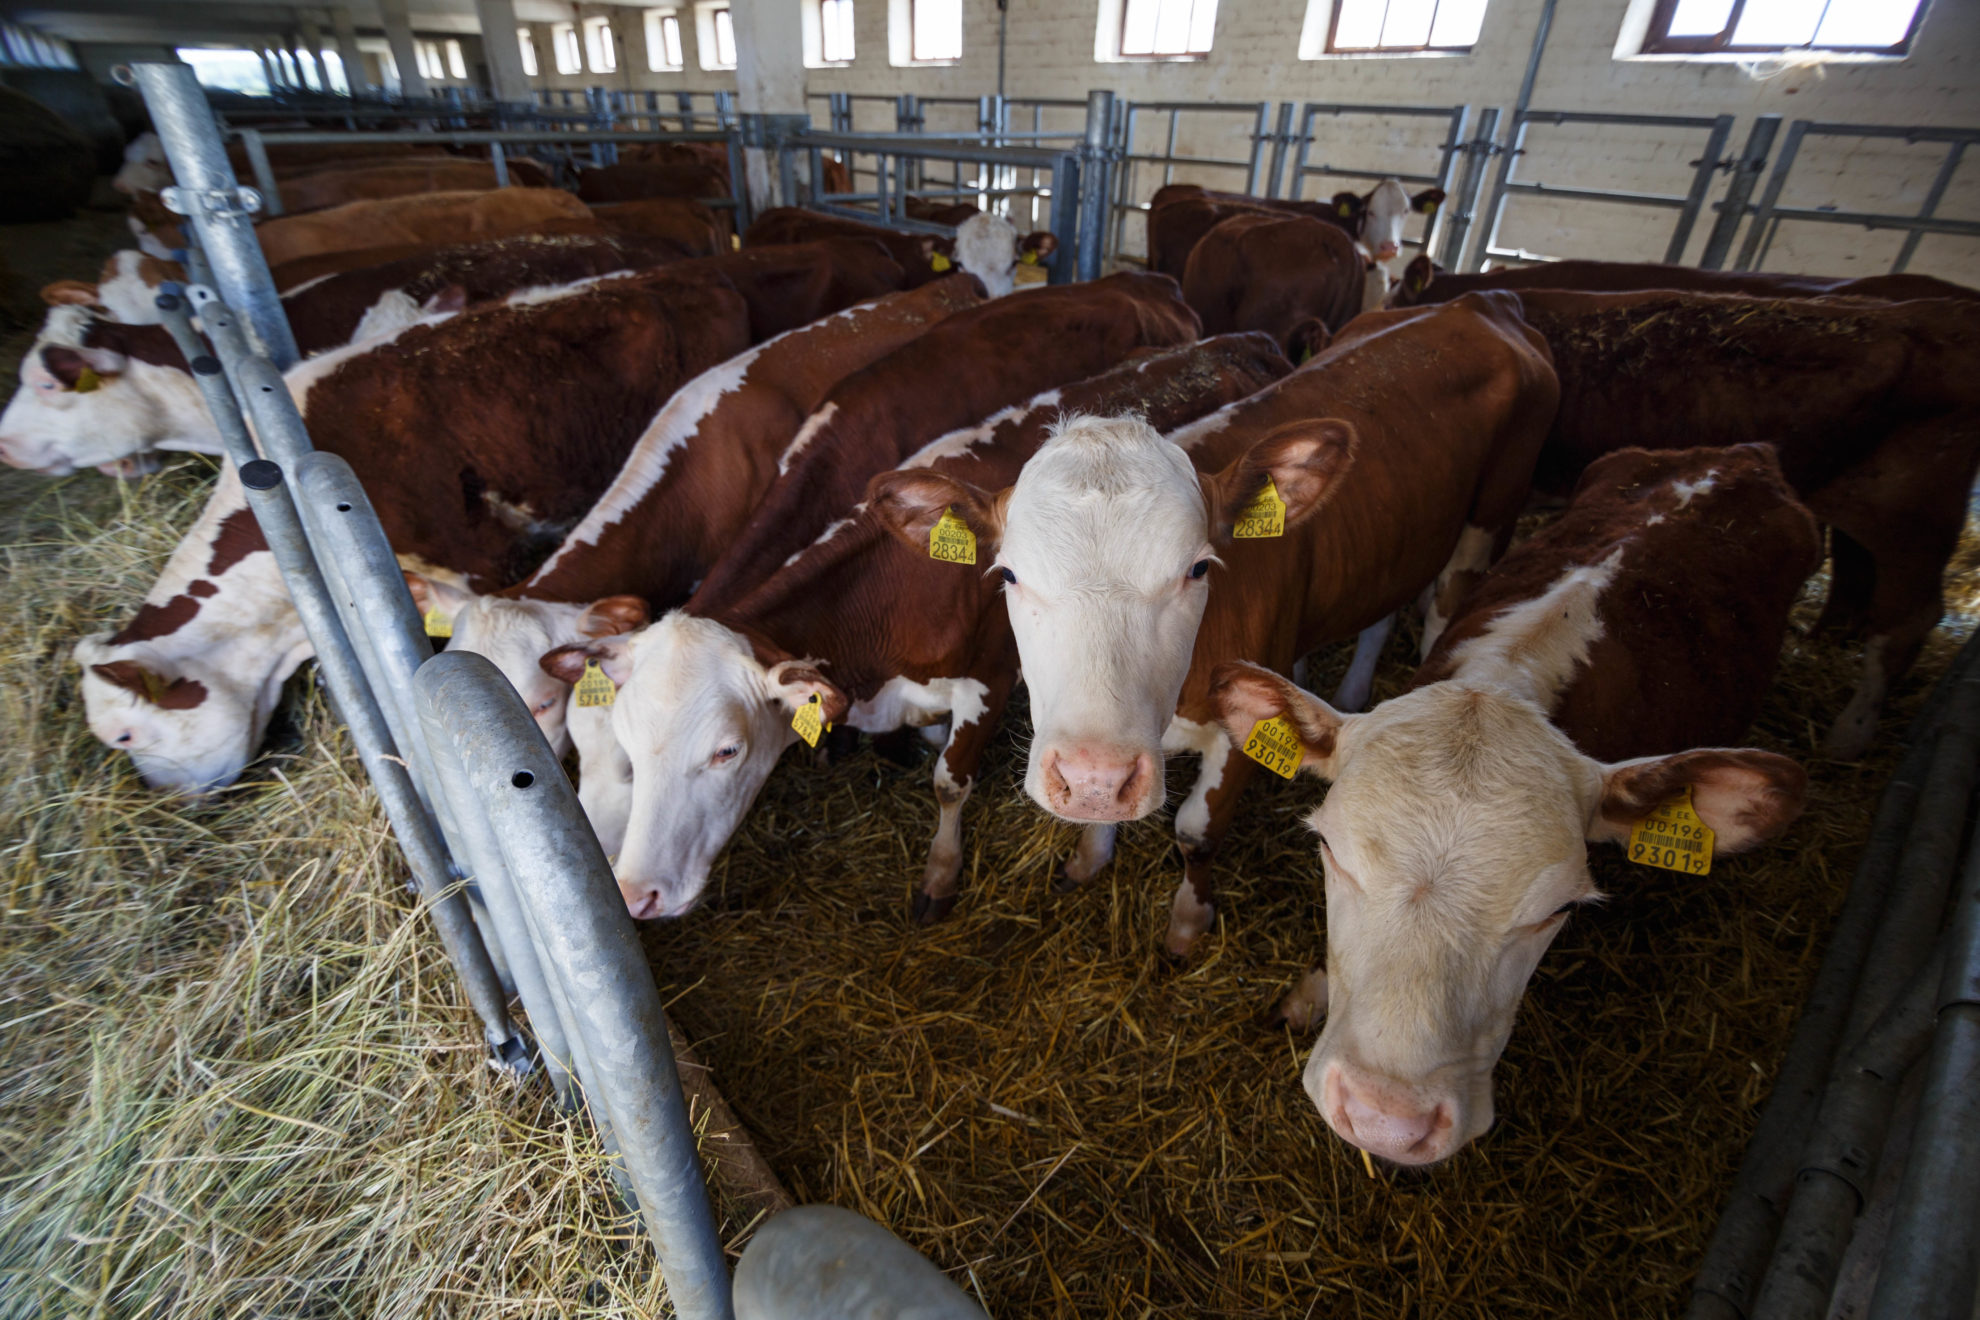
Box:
(821, 0, 857, 60)
(1640, 0, 1925, 54)
(446, 37, 466, 78)
(415, 38, 444, 80)
(1120, 0, 1218, 57)
(1322, 0, 1488, 52)
(552, 21, 582, 73)
(912, 0, 962, 61)
(696, 3, 737, 69)
(583, 16, 617, 71)
(518, 26, 538, 75)
(645, 9, 685, 69)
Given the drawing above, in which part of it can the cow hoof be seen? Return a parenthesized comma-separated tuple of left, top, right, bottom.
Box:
(911, 891, 957, 925)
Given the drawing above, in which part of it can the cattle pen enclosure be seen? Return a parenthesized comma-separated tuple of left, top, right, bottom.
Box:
(2, 198, 1977, 1314)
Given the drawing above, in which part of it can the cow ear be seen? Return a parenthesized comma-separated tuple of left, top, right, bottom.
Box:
(90, 659, 208, 710)
(1411, 188, 1447, 215)
(865, 468, 1006, 558)
(541, 635, 633, 687)
(1019, 230, 1058, 260)
(764, 660, 850, 726)
(403, 571, 476, 630)
(43, 345, 125, 391)
(580, 594, 649, 638)
(1588, 748, 1807, 856)
(1207, 419, 1356, 542)
(1402, 254, 1435, 298)
(1287, 318, 1329, 364)
(41, 280, 102, 308)
(1331, 191, 1362, 219)
(1207, 660, 1347, 779)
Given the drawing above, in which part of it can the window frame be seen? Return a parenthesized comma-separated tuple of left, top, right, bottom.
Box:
(517, 26, 539, 76)
(909, 0, 962, 63)
(1117, 0, 1217, 60)
(1324, 0, 1485, 54)
(1638, 0, 1926, 55)
(552, 20, 582, 74)
(414, 38, 443, 80)
(444, 37, 466, 78)
(820, 0, 857, 62)
(645, 8, 685, 70)
(582, 15, 617, 71)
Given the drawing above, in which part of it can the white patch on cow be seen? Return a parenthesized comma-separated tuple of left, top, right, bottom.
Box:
(131, 215, 176, 261)
(1441, 548, 1624, 711)
(113, 132, 171, 196)
(280, 270, 340, 299)
(1358, 179, 1415, 267)
(778, 401, 840, 473)
(905, 391, 1060, 468)
(442, 592, 596, 755)
(784, 516, 856, 567)
(286, 310, 455, 416)
(1672, 472, 1719, 508)
(1646, 513, 1666, 525)
(1164, 398, 1240, 453)
(349, 289, 426, 344)
(1421, 524, 1495, 658)
(569, 693, 634, 854)
(96, 251, 172, 324)
(1163, 715, 1229, 845)
(848, 673, 989, 734)
(952, 212, 1022, 298)
(501, 269, 640, 306)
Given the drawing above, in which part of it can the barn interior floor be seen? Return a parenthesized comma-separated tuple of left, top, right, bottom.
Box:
(1, 203, 1975, 1317)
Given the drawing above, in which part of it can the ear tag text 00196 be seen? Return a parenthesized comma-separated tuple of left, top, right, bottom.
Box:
(929, 507, 977, 565)
(792, 692, 830, 748)
(1628, 786, 1713, 875)
(574, 659, 617, 709)
(1241, 715, 1304, 779)
(1233, 477, 1287, 539)
(423, 607, 452, 638)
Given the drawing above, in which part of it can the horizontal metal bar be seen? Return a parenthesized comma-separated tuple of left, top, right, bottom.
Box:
(1120, 151, 1254, 169)
(1294, 165, 1445, 188)
(794, 130, 1072, 169)
(1519, 109, 1730, 131)
(1793, 122, 1980, 144)
(1128, 99, 1267, 114)
(245, 128, 736, 145)
(1756, 206, 1980, 237)
(1502, 180, 1693, 208)
(1302, 101, 1464, 118)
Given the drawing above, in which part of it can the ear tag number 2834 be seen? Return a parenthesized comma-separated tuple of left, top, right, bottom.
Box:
(574, 659, 616, 709)
(1241, 715, 1304, 780)
(1628, 787, 1714, 875)
(928, 508, 977, 565)
(1233, 477, 1286, 540)
(792, 693, 831, 748)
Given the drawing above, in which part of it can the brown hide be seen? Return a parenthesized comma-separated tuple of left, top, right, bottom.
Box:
(744, 207, 953, 287)
(1416, 444, 1823, 762)
(268, 243, 456, 292)
(586, 197, 728, 252)
(689, 271, 1204, 609)
(1390, 255, 1980, 307)
(276, 159, 548, 214)
(577, 160, 730, 203)
(903, 196, 983, 228)
(1182, 211, 1367, 357)
(254, 189, 596, 267)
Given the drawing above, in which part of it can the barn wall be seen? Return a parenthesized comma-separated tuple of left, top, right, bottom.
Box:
(520, 0, 1980, 281)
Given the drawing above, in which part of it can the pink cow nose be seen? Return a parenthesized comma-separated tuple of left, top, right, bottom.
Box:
(1324, 1064, 1457, 1166)
(1041, 745, 1156, 821)
(1372, 242, 1399, 262)
(619, 880, 694, 921)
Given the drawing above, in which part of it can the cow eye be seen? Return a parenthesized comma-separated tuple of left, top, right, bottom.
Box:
(998, 567, 1016, 585)
(1189, 559, 1211, 580)
(713, 744, 741, 763)
(116, 732, 133, 744)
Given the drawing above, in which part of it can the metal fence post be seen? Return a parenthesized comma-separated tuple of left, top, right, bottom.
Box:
(1698, 114, 1779, 270)
(1892, 139, 1967, 274)
(735, 1206, 986, 1319)
(1262, 100, 1294, 200)
(1441, 106, 1497, 271)
(1667, 113, 1734, 263)
(1078, 90, 1114, 282)
(415, 652, 734, 1320)
(234, 127, 283, 215)
(1733, 118, 1806, 271)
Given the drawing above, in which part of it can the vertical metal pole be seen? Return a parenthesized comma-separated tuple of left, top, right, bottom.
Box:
(727, 129, 751, 231)
(1892, 140, 1965, 273)
(1667, 114, 1734, 263)
(130, 62, 302, 369)
(1078, 90, 1114, 282)
(1048, 154, 1081, 285)
(1699, 114, 1779, 270)
(416, 652, 734, 1320)
(1244, 102, 1269, 195)
(1262, 100, 1294, 200)
(1512, 0, 1557, 123)
(1288, 103, 1317, 202)
(489, 139, 510, 187)
(236, 127, 283, 216)
(1734, 118, 1806, 271)
(1441, 106, 1497, 271)
(1476, 115, 1529, 270)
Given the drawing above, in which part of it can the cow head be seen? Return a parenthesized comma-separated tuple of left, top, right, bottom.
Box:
(112, 132, 172, 197)
(866, 414, 1353, 823)
(0, 321, 211, 475)
(1209, 661, 1805, 1166)
(539, 612, 850, 919)
(406, 572, 648, 755)
(951, 212, 1026, 298)
(1334, 181, 1444, 266)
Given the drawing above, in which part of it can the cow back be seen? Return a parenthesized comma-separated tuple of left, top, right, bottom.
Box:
(1182, 211, 1366, 356)
(255, 189, 596, 267)
(577, 160, 730, 203)
(1391, 256, 1980, 308)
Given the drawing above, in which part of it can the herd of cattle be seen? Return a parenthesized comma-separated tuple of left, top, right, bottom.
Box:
(7, 129, 1978, 1168)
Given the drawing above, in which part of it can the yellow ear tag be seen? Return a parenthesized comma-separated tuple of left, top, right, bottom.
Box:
(573, 659, 617, 708)
(1019, 249, 1040, 266)
(74, 366, 102, 393)
(930, 253, 952, 272)
(1241, 715, 1304, 779)
(791, 692, 829, 748)
(928, 507, 977, 565)
(730, 233, 741, 250)
(1628, 786, 1714, 875)
(1337, 201, 1353, 217)
(422, 607, 452, 638)
(1233, 476, 1287, 539)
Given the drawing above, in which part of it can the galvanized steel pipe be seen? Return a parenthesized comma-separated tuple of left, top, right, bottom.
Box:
(735, 1205, 985, 1319)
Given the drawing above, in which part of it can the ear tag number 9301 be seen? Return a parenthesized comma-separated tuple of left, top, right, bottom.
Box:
(1628, 787, 1714, 875)
(792, 693, 830, 748)
(1241, 715, 1304, 779)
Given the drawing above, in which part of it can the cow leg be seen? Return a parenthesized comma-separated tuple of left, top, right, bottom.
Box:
(1269, 968, 1330, 1033)
(1165, 739, 1257, 958)
(1333, 614, 1394, 713)
(913, 683, 1008, 924)
(1059, 823, 1118, 888)
(1421, 524, 1494, 658)
(1815, 528, 1876, 638)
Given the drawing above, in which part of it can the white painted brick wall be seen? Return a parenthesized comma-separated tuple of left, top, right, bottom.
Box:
(520, 0, 1980, 281)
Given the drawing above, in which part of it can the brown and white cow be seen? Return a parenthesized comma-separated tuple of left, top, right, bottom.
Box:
(112, 131, 451, 197)
(746, 206, 1058, 299)
(871, 293, 1558, 955)
(253, 189, 596, 267)
(1385, 254, 1980, 308)
(1208, 443, 1815, 1164)
(75, 243, 904, 794)
(410, 275, 985, 759)
(274, 157, 552, 214)
(1146, 180, 1444, 281)
(545, 335, 1288, 919)
(1181, 211, 1383, 360)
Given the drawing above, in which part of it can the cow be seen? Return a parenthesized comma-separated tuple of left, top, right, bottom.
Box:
(745, 206, 1058, 299)
(577, 160, 730, 205)
(1385, 255, 1980, 308)
(1, 233, 703, 475)
(1207, 443, 1815, 1165)
(543, 334, 1290, 919)
(1146, 180, 1444, 281)
(39, 250, 185, 323)
(253, 189, 597, 267)
(1375, 289, 1980, 760)
(582, 197, 728, 253)
(867, 293, 1559, 955)
(112, 131, 451, 196)
(407, 275, 986, 757)
(74, 242, 906, 794)
(1181, 211, 1383, 360)
(274, 156, 553, 214)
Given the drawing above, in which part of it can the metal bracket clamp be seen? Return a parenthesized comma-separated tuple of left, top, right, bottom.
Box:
(160, 184, 265, 217)
(738, 113, 809, 149)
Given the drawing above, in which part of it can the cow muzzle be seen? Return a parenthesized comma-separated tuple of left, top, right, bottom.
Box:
(617, 876, 702, 921)
(1036, 744, 1160, 822)
(1315, 1059, 1463, 1167)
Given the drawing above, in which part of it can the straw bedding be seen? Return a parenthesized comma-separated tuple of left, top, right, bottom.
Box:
(1, 220, 1974, 1316)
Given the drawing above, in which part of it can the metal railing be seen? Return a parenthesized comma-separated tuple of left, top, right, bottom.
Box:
(1107, 98, 1272, 261)
(1281, 101, 1472, 267)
